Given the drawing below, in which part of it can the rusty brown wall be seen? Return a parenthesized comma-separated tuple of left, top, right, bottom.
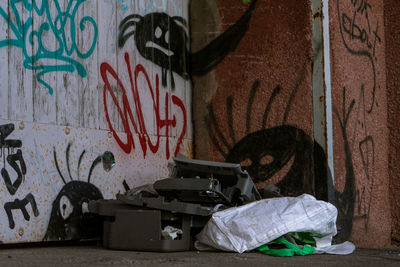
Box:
(191, 0, 398, 248)
(191, 0, 330, 200)
(191, 0, 398, 249)
(329, 0, 391, 247)
(384, 0, 400, 246)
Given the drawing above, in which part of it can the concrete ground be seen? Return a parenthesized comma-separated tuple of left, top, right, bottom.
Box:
(0, 243, 399, 267)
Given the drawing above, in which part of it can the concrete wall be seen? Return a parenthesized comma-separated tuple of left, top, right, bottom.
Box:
(384, 0, 400, 246)
(191, 0, 330, 200)
(192, 0, 397, 248)
(0, 0, 192, 244)
(329, 0, 391, 247)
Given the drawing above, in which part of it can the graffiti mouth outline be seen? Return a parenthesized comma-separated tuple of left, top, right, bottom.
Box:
(145, 41, 174, 56)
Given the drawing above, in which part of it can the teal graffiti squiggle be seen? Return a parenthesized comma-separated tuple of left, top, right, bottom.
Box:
(121, 0, 182, 16)
(0, 0, 98, 95)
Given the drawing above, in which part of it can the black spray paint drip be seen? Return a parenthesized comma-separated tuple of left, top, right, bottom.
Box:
(118, 0, 259, 88)
(332, 86, 357, 242)
(44, 143, 115, 241)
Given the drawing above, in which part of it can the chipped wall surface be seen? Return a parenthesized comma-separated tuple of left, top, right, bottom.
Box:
(0, 0, 192, 243)
(329, 0, 390, 247)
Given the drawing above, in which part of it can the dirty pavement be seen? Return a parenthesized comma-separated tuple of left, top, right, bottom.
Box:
(0, 243, 399, 267)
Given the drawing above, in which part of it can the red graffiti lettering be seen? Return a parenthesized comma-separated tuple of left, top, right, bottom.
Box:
(100, 52, 187, 159)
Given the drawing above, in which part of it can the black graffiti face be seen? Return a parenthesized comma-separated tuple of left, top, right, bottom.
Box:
(44, 143, 114, 241)
(206, 77, 329, 200)
(44, 181, 103, 241)
(138, 13, 187, 75)
(117, 0, 259, 88)
(226, 126, 297, 182)
(119, 13, 188, 87)
(226, 125, 325, 197)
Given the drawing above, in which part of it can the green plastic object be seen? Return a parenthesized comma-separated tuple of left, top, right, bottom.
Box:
(256, 233, 317, 257)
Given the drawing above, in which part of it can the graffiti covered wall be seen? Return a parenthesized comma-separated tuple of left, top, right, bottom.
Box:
(191, 0, 395, 248)
(191, 0, 329, 199)
(0, 0, 192, 243)
(330, 0, 390, 247)
(0, 0, 396, 247)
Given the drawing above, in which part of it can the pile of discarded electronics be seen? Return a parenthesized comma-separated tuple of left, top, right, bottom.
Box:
(89, 154, 267, 252)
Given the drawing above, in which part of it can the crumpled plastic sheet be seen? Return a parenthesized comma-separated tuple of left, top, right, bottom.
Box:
(195, 194, 355, 254)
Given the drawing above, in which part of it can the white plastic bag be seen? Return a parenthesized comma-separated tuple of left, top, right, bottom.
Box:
(196, 194, 349, 253)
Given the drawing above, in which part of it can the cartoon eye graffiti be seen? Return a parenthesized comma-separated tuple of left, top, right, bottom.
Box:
(155, 26, 162, 39)
(43, 143, 115, 241)
(165, 30, 170, 44)
(225, 126, 304, 184)
(240, 158, 252, 168)
(81, 201, 89, 215)
(59, 195, 73, 220)
(260, 154, 274, 166)
(118, 0, 259, 89)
